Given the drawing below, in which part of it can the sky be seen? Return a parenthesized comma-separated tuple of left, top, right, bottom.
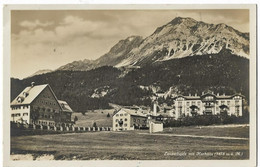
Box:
(11, 9, 249, 79)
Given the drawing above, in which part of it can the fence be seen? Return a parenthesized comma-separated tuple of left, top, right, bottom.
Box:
(11, 122, 112, 136)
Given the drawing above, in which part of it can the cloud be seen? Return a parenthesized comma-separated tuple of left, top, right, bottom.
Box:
(20, 20, 54, 30)
(11, 11, 249, 79)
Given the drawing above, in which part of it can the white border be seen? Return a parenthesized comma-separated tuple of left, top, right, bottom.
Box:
(1, 3, 258, 167)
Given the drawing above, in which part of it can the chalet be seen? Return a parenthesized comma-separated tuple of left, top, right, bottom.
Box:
(10, 82, 74, 126)
(112, 108, 148, 131)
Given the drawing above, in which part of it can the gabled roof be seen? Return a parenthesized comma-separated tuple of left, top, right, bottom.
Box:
(58, 100, 73, 113)
(115, 108, 147, 118)
(11, 84, 48, 106)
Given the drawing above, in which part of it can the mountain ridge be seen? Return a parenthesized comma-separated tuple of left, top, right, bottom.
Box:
(27, 16, 249, 77)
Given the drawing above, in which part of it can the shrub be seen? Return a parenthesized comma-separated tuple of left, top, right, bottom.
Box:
(163, 112, 249, 127)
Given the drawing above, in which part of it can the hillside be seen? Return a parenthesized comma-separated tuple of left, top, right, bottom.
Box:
(11, 51, 249, 111)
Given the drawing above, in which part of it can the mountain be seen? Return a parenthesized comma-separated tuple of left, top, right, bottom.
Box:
(57, 59, 95, 71)
(12, 17, 249, 111)
(11, 53, 249, 112)
(56, 17, 249, 71)
(26, 69, 53, 78)
(56, 36, 143, 71)
(116, 17, 249, 67)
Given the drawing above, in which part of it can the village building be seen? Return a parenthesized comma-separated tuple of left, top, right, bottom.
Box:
(149, 120, 163, 133)
(171, 92, 244, 119)
(10, 82, 74, 126)
(112, 108, 148, 131)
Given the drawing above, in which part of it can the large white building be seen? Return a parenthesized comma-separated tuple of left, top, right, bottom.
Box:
(171, 92, 244, 119)
(112, 108, 148, 131)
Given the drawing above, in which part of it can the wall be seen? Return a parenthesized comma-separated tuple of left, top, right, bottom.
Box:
(10, 106, 30, 124)
(149, 122, 163, 133)
(112, 110, 132, 131)
(30, 86, 61, 126)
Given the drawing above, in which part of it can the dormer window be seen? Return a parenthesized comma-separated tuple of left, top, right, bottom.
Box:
(17, 96, 24, 103)
(23, 92, 29, 97)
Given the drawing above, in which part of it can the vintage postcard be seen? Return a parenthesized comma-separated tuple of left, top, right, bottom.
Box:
(3, 4, 257, 167)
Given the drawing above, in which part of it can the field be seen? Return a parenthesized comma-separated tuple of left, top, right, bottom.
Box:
(11, 125, 249, 160)
(72, 109, 114, 127)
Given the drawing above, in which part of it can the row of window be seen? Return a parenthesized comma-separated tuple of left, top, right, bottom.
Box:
(115, 113, 128, 117)
(32, 106, 57, 113)
(11, 113, 28, 117)
(39, 114, 54, 119)
(177, 100, 241, 106)
(37, 100, 57, 106)
(12, 105, 29, 110)
(115, 123, 127, 127)
(38, 121, 55, 125)
(115, 118, 127, 122)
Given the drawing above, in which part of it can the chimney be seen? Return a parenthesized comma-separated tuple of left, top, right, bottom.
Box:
(217, 93, 219, 96)
(153, 101, 157, 116)
(31, 82, 35, 87)
(195, 93, 197, 97)
(189, 93, 191, 97)
(223, 93, 225, 96)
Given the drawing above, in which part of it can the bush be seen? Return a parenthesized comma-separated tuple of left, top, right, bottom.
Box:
(164, 112, 249, 127)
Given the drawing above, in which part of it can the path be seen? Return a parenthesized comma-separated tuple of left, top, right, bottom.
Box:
(138, 132, 249, 140)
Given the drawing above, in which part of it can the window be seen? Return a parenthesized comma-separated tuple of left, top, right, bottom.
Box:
(186, 102, 190, 106)
(138, 119, 140, 123)
(23, 113, 28, 116)
(116, 114, 119, 117)
(115, 124, 118, 127)
(116, 119, 118, 122)
(227, 101, 230, 105)
(124, 123, 127, 127)
(120, 114, 123, 116)
(16, 113, 21, 116)
(11, 114, 15, 117)
(125, 118, 127, 121)
(221, 101, 225, 105)
(192, 101, 195, 105)
(124, 113, 127, 116)
(133, 118, 136, 122)
(198, 101, 201, 105)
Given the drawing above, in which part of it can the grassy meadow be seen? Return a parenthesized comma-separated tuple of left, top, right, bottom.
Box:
(11, 125, 249, 160)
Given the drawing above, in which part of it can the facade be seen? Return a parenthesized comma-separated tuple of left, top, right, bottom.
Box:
(149, 120, 163, 133)
(172, 92, 244, 119)
(10, 83, 74, 126)
(112, 108, 147, 131)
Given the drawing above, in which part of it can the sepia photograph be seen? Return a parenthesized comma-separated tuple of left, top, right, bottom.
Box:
(3, 4, 257, 167)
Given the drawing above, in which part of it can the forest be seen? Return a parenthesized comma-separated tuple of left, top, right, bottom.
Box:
(11, 50, 249, 112)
